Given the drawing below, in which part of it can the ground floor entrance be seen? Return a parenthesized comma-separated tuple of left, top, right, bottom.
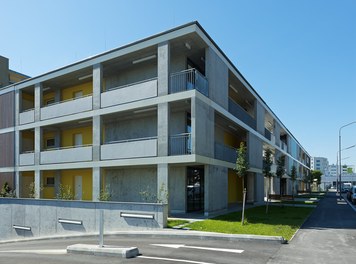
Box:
(186, 166, 204, 212)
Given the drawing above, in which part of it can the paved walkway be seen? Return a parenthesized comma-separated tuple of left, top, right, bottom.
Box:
(268, 191, 356, 264)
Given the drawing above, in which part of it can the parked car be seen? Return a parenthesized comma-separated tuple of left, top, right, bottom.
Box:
(347, 186, 356, 204)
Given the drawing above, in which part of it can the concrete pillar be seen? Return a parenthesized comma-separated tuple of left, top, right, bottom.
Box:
(15, 89, 20, 198)
(54, 170, 61, 197)
(34, 127, 42, 165)
(157, 41, 170, 96)
(15, 171, 20, 198)
(93, 63, 102, 110)
(34, 170, 41, 199)
(34, 83, 42, 121)
(92, 167, 101, 201)
(255, 101, 265, 135)
(191, 97, 214, 157)
(254, 172, 264, 203)
(205, 46, 228, 108)
(92, 115, 102, 161)
(54, 89, 61, 103)
(157, 164, 169, 204)
(157, 103, 169, 156)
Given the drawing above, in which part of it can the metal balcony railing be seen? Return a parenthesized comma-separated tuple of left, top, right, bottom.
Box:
(169, 133, 191, 155)
(264, 128, 272, 141)
(214, 143, 237, 163)
(170, 69, 208, 96)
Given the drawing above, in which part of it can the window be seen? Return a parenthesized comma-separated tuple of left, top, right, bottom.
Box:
(46, 177, 55, 187)
(46, 138, 55, 148)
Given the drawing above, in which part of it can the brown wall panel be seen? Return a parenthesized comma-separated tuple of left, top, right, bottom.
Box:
(0, 132, 14, 167)
(0, 91, 15, 129)
(0, 172, 14, 190)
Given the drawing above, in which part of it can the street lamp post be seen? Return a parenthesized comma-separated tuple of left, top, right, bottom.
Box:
(339, 121, 356, 197)
(336, 145, 355, 192)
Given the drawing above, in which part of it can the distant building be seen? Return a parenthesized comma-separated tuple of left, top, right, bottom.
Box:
(321, 164, 356, 188)
(0, 56, 29, 88)
(311, 157, 329, 174)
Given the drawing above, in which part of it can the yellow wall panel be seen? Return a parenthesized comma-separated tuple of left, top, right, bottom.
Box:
(228, 169, 238, 203)
(224, 132, 238, 148)
(61, 126, 92, 147)
(21, 171, 34, 198)
(61, 169, 92, 200)
(61, 82, 92, 101)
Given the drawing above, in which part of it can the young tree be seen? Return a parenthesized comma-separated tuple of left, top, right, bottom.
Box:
(290, 165, 297, 197)
(263, 148, 273, 213)
(310, 170, 322, 191)
(275, 155, 286, 196)
(234, 142, 249, 225)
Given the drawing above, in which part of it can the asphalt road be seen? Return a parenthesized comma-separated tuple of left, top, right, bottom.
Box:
(0, 235, 282, 264)
(1, 191, 355, 264)
(268, 191, 356, 264)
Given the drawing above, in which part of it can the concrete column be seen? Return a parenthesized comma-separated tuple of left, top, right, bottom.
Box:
(157, 41, 170, 96)
(191, 97, 214, 157)
(34, 170, 41, 199)
(92, 115, 102, 161)
(157, 164, 169, 204)
(205, 46, 228, 108)
(15, 89, 20, 125)
(34, 127, 42, 165)
(93, 63, 103, 110)
(157, 103, 170, 156)
(92, 167, 101, 201)
(254, 172, 264, 203)
(34, 83, 42, 121)
(204, 165, 228, 216)
(54, 170, 61, 197)
(255, 101, 265, 135)
(15, 171, 20, 198)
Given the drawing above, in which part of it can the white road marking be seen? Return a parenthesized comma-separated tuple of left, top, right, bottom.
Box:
(151, 244, 244, 254)
(0, 249, 67, 255)
(138, 255, 215, 264)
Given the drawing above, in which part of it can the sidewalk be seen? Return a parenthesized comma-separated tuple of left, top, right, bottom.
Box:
(267, 191, 356, 263)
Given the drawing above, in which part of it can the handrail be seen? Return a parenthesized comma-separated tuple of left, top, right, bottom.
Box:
(170, 132, 191, 138)
(41, 93, 93, 108)
(43, 144, 92, 151)
(105, 136, 157, 145)
(106, 77, 158, 92)
(20, 150, 34, 154)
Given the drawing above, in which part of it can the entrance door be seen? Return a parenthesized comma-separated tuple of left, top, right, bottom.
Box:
(187, 167, 204, 212)
(75, 175, 82, 200)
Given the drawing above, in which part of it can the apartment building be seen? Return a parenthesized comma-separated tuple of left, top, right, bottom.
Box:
(0, 56, 29, 88)
(0, 22, 310, 215)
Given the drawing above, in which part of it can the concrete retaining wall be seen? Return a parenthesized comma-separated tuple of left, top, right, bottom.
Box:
(0, 198, 167, 241)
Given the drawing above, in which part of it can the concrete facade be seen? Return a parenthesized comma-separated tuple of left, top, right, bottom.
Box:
(0, 22, 310, 217)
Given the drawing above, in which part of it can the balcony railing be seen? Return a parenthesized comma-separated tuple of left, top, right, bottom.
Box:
(40, 145, 93, 164)
(169, 133, 191, 155)
(214, 143, 237, 163)
(264, 128, 272, 141)
(170, 69, 208, 96)
(228, 98, 256, 129)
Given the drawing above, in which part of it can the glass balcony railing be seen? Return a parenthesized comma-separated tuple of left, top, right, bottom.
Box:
(228, 98, 256, 129)
(214, 143, 237, 163)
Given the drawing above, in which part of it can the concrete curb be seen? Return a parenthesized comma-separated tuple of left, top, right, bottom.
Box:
(67, 244, 139, 258)
(0, 229, 286, 245)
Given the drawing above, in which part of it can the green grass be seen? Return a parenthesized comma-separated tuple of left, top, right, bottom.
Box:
(167, 219, 190, 228)
(186, 205, 314, 240)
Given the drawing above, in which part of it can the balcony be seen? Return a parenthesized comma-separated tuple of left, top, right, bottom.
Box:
(101, 78, 158, 108)
(19, 109, 35, 125)
(215, 143, 237, 163)
(170, 69, 208, 97)
(169, 133, 191, 155)
(40, 95, 93, 120)
(281, 142, 288, 152)
(264, 128, 271, 141)
(19, 151, 35, 166)
(40, 145, 93, 164)
(101, 137, 157, 160)
(228, 99, 256, 130)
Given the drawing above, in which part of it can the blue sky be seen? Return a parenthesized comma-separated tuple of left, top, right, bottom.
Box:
(1, 0, 355, 166)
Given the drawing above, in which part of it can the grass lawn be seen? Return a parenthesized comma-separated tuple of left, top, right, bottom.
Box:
(186, 205, 314, 241)
(167, 219, 190, 228)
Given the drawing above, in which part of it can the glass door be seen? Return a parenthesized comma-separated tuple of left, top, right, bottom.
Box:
(187, 167, 204, 212)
